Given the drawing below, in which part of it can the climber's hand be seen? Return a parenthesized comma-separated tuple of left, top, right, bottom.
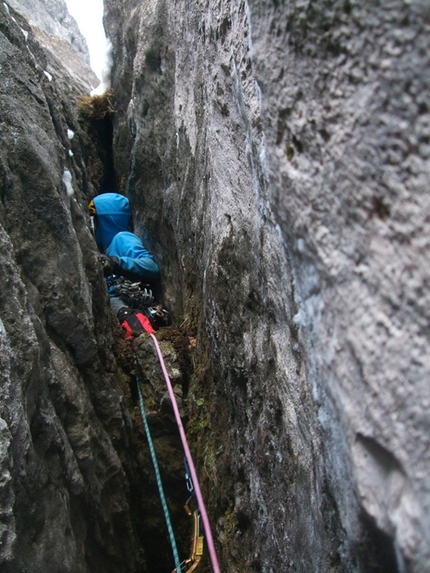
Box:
(100, 254, 111, 274)
(109, 256, 121, 274)
(100, 254, 120, 276)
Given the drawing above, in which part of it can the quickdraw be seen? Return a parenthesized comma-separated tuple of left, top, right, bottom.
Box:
(173, 502, 204, 573)
(171, 459, 205, 573)
(184, 493, 204, 572)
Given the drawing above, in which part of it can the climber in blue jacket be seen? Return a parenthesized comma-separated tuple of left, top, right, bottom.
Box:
(89, 192, 160, 282)
(89, 191, 168, 330)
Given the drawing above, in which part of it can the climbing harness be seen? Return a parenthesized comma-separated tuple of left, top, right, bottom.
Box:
(136, 378, 182, 572)
(105, 274, 171, 333)
(111, 277, 154, 308)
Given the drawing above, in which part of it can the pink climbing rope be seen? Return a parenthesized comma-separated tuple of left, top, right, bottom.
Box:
(149, 333, 221, 573)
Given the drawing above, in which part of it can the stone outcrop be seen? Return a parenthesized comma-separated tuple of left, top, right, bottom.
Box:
(103, 0, 430, 571)
(7, 0, 89, 59)
(1, 0, 430, 572)
(0, 4, 146, 572)
(6, 0, 99, 90)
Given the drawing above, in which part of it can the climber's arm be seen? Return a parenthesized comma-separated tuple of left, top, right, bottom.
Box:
(112, 255, 160, 281)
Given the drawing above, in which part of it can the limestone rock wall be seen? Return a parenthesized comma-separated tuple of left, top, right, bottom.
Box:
(104, 0, 430, 571)
(1, 0, 429, 571)
(0, 5, 144, 572)
(6, 0, 99, 90)
(6, 0, 90, 61)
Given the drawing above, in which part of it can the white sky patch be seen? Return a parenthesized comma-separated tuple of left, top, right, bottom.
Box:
(64, 0, 106, 81)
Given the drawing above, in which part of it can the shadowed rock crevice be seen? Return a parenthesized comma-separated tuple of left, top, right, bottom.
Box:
(92, 115, 118, 193)
(1, 0, 430, 572)
(103, 0, 430, 572)
(0, 3, 150, 571)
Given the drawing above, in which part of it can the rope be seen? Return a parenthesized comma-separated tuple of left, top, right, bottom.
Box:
(136, 378, 182, 572)
(149, 333, 221, 573)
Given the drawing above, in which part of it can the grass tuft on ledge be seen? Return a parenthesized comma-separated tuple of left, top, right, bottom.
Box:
(77, 90, 114, 120)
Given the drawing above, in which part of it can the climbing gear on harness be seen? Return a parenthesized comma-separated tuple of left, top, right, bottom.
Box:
(106, 275, 155, 309)
(107, 275, 169, 336)
(143, 306, 171, 329)
(136, 377, 182, 572)
(112, 278, 154, 308)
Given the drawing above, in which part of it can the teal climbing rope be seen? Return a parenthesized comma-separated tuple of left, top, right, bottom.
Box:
(136, 378, 182, 572)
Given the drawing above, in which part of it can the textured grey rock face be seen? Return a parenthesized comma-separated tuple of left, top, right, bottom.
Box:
(104, 0, 430, 571)
(0, 6, 143, 572)
(5, 0, 99, 90)
(6, 0, 89, 60)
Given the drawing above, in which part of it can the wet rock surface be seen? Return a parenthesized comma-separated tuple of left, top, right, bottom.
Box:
(104, 0, 430, 571)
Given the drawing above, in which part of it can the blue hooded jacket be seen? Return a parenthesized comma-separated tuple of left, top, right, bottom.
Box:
(106, 231, 160, 281)
(93, 193, 131, 252)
